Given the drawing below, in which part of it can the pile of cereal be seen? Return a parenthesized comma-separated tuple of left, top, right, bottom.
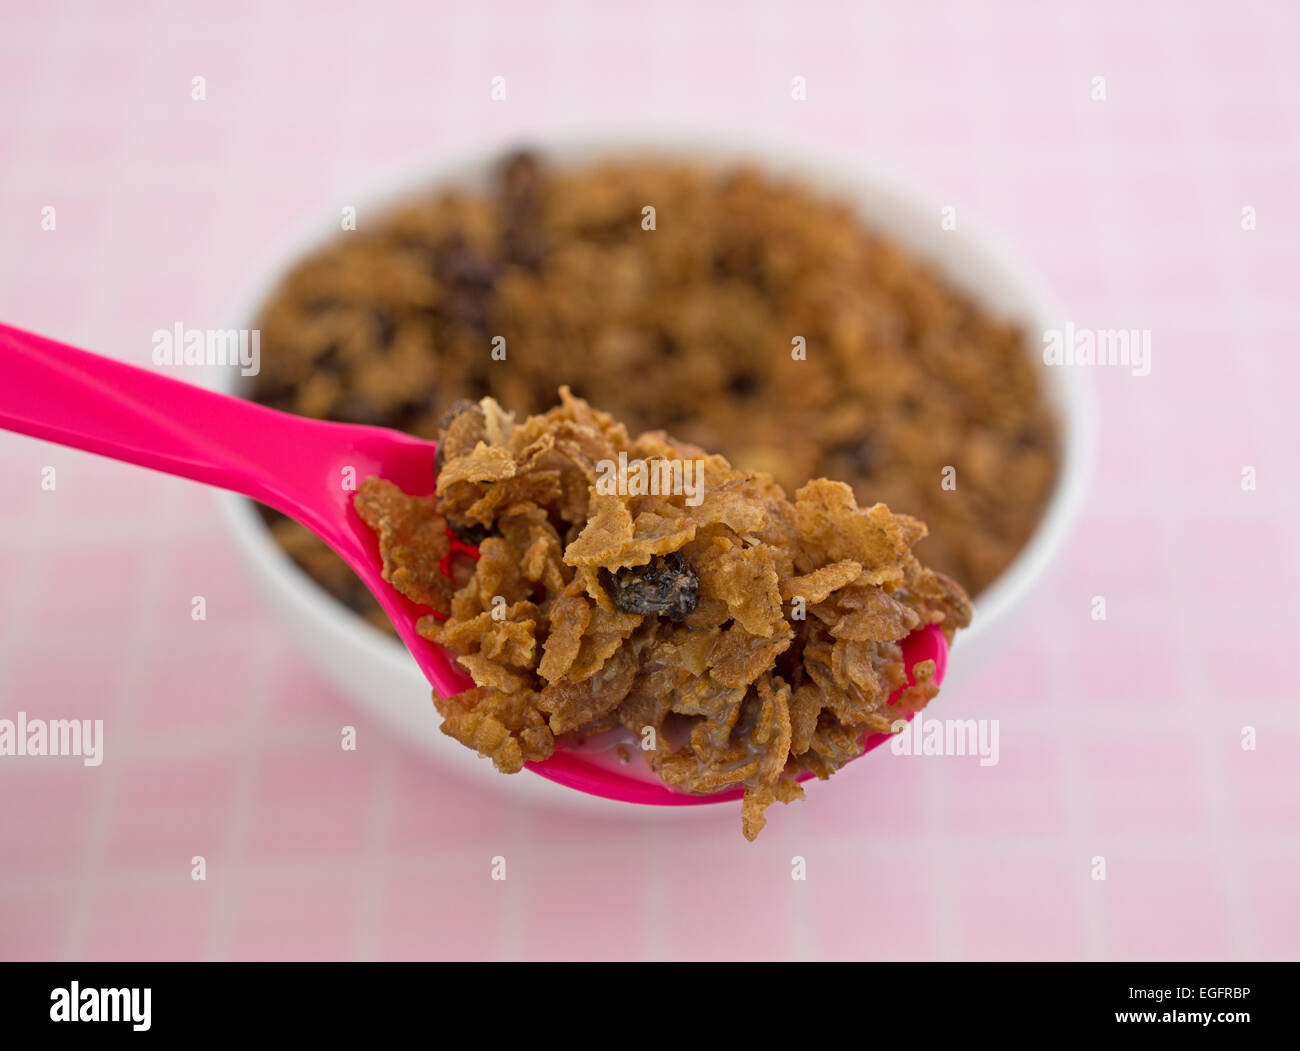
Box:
(251, 151, 1057, 634)
(355, 390, 972, 839)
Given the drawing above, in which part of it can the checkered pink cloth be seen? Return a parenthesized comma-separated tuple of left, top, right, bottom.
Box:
(1, 0, 1298, 960)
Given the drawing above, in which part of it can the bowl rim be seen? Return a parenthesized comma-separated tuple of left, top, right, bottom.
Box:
(213, 130, 1093, 792)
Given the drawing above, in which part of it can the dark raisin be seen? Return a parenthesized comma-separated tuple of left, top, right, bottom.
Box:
(500, 151, 546, 269)
(433, 235, 498, 331)
(602, 552, 699, 621)
(500, 149, 542, 198)
(1015, 427, 1045, 449)
(828, 432, 879, 476)
(434, 235, 497, 288)
(448, 519, 495, 546)
(726, 369, 759, 397)
(370, 308, 398, 347)
(712, 247, 766, 290)
(315, 343, 343, 374)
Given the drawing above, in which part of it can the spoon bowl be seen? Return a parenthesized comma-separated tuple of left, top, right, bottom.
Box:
(0, 321, 946, 805)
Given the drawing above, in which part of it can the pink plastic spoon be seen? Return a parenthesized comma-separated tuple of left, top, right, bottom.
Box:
(0, 322, 946, 805)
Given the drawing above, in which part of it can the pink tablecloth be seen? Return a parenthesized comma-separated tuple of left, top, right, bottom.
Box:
(2, 0, 1298, 961)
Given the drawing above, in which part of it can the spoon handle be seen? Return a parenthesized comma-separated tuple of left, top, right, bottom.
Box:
(0, 322, 349, 525)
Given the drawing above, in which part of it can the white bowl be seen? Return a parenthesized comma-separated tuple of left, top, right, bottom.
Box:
(215, 135, 1092, 808)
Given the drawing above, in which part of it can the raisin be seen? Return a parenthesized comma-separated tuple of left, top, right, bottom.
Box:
(602, 552, 699, 621)
(500, 149, 542, 198)
(448, 519, 495, 546)
(433, 235, 497, 331)
(315, 343, 343, 374)
(827, 432, 879, 477)
(370, 308, 398, 347)
(726, 369, 759, 398)
(1015, 426, 1045, 449)
(500, 150, 546, 269)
